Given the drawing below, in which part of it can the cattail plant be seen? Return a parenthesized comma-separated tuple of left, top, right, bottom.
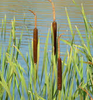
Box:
(57, 34, 64, 90)
(29, 10, 38, 64)
(48, 0, 57, 55)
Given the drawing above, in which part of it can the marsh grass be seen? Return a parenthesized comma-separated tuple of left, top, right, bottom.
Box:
(0, 2, 93, 100)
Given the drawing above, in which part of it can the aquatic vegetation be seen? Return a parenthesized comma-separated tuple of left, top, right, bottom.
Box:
(48, 0, 57, 55)
(29, 10, 38, 64)
(57, 34, 63, 91)
(0, 1, 93, 100)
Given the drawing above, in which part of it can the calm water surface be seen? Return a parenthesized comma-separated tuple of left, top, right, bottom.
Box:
(0, 0, 93, 97)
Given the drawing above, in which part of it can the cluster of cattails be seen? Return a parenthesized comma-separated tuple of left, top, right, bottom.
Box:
(48, 0, 57, 55)
(48, 0, 62, 90)
(29, 0, 62, 90)
(29, 10, 38, 64)
(57, 34, 63, 90)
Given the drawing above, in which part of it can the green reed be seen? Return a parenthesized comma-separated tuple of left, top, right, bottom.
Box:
(61, 3, 93, 100)
(0, 2, 93, 100)
(1, 19, 3, 38)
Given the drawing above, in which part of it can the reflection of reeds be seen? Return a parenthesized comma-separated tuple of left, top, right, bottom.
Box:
(57, 34, 64, 90)
(29, 10, 38, 64)
(48, 0, 57, 55)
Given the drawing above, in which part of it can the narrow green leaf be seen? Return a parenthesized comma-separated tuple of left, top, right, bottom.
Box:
(41, 29, 50, 82)
(0, 72, 12, 100)
(65, 7, 73, 36)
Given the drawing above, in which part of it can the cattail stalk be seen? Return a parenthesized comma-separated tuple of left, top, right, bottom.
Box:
(48, 0, 55, 21)
(57, 34, 64, 90)
(29, 10, 38, 64)
(48, 0, 57, 55)
(29, 10, 37, 28)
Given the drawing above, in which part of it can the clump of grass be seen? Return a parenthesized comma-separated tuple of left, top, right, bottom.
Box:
(79, 86, 93, 100)
(61, 2, 93, 99)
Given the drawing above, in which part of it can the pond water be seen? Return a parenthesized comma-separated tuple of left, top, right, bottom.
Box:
(0, 0, 93, 63)
(0, 0, 93, 98)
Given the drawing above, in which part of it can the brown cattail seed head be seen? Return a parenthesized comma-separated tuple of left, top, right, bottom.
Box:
(33, 28, 38, 64)
(52, 21, 57, 55)
(57, 57, 62, 90)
